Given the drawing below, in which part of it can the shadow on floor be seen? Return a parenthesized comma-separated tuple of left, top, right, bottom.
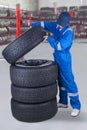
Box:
(52, 108, 87, 122)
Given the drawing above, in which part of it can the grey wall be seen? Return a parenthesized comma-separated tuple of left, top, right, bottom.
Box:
(0, 0, 87, 11)
(0, 0, 38, 11)
(39, 0, 87, 9)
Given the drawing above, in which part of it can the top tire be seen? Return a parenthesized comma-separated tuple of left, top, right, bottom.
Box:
(2, 26, 46, 64)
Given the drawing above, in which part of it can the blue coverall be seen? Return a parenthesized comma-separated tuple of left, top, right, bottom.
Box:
(32, 21, 81, 110)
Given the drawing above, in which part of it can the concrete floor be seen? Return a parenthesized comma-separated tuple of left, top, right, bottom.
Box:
(0, 41, 87, 130)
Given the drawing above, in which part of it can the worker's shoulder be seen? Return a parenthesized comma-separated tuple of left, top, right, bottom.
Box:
(63, 26, 73, 35)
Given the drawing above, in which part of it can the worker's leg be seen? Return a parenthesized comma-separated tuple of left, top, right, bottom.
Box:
(58, 68, 68, 106)
(54, 57, 68, 107)
(61, 70, 81, 110)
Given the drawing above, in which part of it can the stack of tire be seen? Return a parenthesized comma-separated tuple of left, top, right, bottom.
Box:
(2, 26, 58, 122)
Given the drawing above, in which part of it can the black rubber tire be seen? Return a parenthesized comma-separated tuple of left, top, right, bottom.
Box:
(11, 83, 58, 103)
(2, 26, 46, 64)
(10, 59, 58, 87)
(11, 98, 57, 122)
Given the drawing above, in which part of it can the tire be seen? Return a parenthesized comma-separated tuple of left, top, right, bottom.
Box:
(2, 26, 46, 64)
(11, 98, 57, 122)
(10, 59, 58, 87)
(11, 83, 58, 103)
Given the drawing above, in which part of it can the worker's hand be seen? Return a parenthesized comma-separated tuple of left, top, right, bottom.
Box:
(43, 35, 48, 40)
(29, 26, 32, 29)
(43, 31, 48, 41)
(28, 21, 32, 29)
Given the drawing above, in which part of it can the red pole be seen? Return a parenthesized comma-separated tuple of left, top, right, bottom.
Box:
(53, 5, 57, 15)
(16, 4, 21, 37)
(16, 4, 24, 61)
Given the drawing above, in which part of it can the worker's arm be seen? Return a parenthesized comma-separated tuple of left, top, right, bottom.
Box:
(31, 21, 56, 33)
(47, 30, 73, 51)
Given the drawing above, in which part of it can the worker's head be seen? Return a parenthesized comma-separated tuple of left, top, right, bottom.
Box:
(57, 12, 70, 27)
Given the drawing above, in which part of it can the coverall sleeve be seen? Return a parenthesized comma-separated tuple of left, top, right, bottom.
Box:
(59, 31, 73, 51)
(31, 21, 56, 33)
(47, 30, 73, 51)
(43, 21, 56, 32)
(47, 36, 58, 49)
(32, 22, 41, 27)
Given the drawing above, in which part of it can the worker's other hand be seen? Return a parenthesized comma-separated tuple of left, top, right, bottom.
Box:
(43, 35, 48, 42)
(29, 26, 32, 29)
(43, 32, 48, 40)
(28, 21, 32, 29)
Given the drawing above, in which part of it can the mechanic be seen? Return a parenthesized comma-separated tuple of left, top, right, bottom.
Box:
(31, 12, 81, 117)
